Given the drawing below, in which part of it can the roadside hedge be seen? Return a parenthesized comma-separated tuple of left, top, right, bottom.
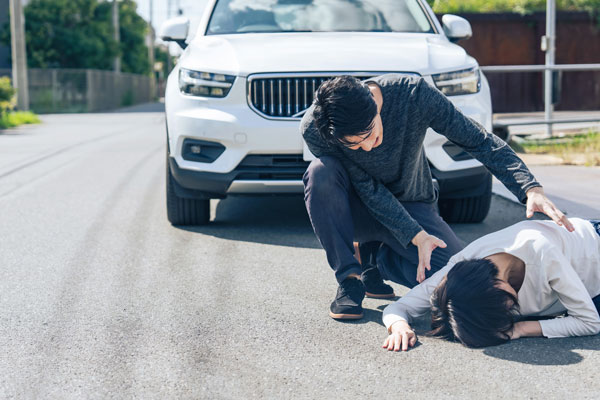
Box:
(427, 0, 600, 15)
(0, 77, 15, 114)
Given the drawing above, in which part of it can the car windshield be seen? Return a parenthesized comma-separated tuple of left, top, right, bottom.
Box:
(206, 0, 435, 35)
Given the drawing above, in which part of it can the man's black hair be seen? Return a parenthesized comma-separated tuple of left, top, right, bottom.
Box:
(312, 75, 378, 148)
(429, 258, 520, 348)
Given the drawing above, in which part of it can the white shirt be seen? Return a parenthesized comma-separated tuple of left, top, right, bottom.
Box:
(382, 218, 600, 338)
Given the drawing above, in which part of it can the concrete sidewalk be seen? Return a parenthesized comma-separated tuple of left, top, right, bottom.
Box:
(493, 164, 600, 219)
(492, 111, 599, 218)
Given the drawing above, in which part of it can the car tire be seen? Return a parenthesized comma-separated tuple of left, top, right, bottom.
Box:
(166, 153, 210, 226)
(438, 176, 492, 223)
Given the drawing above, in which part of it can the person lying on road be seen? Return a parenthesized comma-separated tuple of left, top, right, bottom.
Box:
(301, 74, 573, 321)
(381, 218, 600, 351)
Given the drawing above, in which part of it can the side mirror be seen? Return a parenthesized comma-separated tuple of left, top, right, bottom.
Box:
(159, 17, 190, 49)
(441, 14, 472, 42)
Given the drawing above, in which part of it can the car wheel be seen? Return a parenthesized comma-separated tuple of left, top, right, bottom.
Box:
(166, 154, 210, 226)
(438, 176, 492, 223)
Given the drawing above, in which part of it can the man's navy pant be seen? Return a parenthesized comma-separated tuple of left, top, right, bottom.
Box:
(303, 156, 464, 288)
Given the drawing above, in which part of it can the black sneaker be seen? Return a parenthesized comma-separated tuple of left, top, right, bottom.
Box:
(329, 277, 365, 320)
(362, 266, 395, 299)
(358, 242, 395, 299)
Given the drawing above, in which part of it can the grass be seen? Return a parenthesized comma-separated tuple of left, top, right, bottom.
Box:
(0, 111, 41, 129)
(510, 131, 600, 166)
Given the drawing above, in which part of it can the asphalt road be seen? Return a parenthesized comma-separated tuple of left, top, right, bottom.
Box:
(1, 104, 599, 399)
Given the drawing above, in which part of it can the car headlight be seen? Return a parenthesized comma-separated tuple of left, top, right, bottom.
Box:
(432, 67, 480, 96)
(179, 68, 236, 97)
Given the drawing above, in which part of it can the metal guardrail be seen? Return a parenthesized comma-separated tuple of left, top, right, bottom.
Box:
(482, 63, 600, 134)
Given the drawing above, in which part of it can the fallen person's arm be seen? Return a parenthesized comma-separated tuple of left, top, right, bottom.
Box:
(534, 249, 600, 338)
(382, 266, 452, 350)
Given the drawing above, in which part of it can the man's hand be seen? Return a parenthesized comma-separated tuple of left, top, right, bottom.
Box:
(526, 187, 574, 232)
(382, 320, 417, 352)
(412, 230, 447, 283)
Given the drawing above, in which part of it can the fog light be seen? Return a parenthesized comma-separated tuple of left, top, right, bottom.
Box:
(182, 139, 226, 163)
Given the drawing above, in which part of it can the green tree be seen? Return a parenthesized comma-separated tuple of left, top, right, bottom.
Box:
(1, 0, 152, 75)
(97, 0, 151, 74)
(22, 0, 117, 69)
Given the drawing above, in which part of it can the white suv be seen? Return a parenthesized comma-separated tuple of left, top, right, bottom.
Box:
(160, 0, 496, 226)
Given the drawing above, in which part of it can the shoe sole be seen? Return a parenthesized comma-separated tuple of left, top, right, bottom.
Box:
(329, 311, 364, 320)
(365, 292, 396, 299)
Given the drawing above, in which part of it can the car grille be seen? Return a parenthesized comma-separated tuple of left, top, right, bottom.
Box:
(234, 154, 310, 180)
(247, 73, 379, 119)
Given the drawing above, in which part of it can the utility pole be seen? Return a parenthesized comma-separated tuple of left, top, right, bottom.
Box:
(542, 0, 556, 137)
(9, 0, 29, 110)
(148, 0, 156, 99)
(166, 0, 172, 75)
(112, 0, 120, 72)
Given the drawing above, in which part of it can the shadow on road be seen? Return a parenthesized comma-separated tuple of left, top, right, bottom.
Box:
(179, 196, 321, 249)
(179, 195, 538, 250)
(483, 335, 600, 365)
(337, 307, 385, 327)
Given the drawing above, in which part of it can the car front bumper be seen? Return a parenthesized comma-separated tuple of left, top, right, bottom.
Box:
(169, 153, 491, 200)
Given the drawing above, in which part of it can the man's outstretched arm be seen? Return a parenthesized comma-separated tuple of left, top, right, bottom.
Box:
(415, 78, 573, 232)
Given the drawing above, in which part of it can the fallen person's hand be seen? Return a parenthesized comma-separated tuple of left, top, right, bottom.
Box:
(509, 321, 542, 340)
(526, 187, 574, 232)
(412, 230, 447, 283)
(382, 320, 417, 352)
(509, 324, 522, 340)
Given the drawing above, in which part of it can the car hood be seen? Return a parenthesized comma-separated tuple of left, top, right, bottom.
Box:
(180, 32, 476, 77)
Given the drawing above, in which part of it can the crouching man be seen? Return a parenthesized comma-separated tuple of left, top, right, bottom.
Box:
(301, 74, 573, 320)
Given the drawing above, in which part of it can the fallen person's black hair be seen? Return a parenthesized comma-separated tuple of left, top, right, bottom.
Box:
(429, 258, 520, 348)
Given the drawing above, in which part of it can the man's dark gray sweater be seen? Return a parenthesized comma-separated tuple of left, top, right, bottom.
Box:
(301, 74, 540, 248)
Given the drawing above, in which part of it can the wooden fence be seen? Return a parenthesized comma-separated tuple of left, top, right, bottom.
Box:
(446, 12, 600, 112)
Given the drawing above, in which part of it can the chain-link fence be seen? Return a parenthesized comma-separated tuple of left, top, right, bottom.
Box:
(0, 68, 152, 113)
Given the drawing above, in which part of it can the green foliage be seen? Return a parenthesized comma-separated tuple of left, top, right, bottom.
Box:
(0, 111, 41, 129)
(0, 76, 16, 113)
(154, 45, 176, 79)
(0, 0, 151, 75)
(427, 0, 600, 14)
(22, 0, 116, 69)
(107, 0, 151, 75)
